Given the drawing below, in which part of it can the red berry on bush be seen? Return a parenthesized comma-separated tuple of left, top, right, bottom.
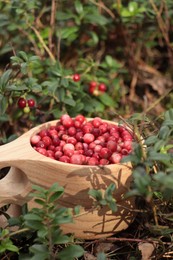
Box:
(18, 97, 27, 108)
(89, 81, 97, 89)
(98, 83, 107, 92)
(27, 98, 35, 108)
(73, 73, 80, 82)
(88, 81, 97, 94)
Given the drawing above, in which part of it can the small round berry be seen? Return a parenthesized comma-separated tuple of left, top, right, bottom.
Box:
(23, 106, 30, 113)
(98, 83, 107, 92)
(73, 74, 80, 82)
(89, 81, 97, 89)
(18, 97, 26, 108)
(27, 98, 35, 108)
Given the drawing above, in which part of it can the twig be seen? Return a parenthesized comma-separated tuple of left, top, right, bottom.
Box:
(49, 0, 56, 53)
(89, 0, 115, 19)
(18, 27, 42, 58)
(30, 25, 56, 63)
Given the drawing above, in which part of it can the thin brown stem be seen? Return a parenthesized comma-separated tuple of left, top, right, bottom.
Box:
(18, 28, 42, 58)
(30, 25, 56, 63)
(49, 0, 57, 53)
(89, 0, 115, 19)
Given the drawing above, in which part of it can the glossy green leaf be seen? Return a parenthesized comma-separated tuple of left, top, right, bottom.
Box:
(58, 245, 84, 260)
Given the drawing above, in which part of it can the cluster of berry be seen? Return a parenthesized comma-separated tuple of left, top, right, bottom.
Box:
(31, 114, 133, 166)
(17, 97, 35, 113)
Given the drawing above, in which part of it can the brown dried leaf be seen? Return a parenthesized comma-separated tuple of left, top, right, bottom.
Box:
(138, 242, 155, 260)
(95, 242, 116, 254)
(84, 252, 96, 260)
(143, 76, 172, 95)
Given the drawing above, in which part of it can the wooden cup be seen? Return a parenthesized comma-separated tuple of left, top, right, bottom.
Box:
(0, 119, 136, 239)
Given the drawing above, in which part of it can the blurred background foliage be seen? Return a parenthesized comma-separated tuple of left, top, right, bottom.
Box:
(0, 0, 173, 138)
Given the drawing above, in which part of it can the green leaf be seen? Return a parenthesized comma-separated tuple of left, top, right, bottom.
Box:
(53, 233, 71, 244)
(75, 0, 83, 14)
(24, 220, 44, 230)
(29, 244, 49, 260)
(145, 135, 158, 145)
(60, 26, 78, 39)
(0, 69, 12, 90)
(18, 51, 28, 61)
(128, 2, 138, 12)
(154, 139, 166, 151)
(5, 243, 19, 253)
(57, 88, 65, 102)
(49, 182, 64, 193)
(148, 151, 172, 161)
(98, 93, 115, 107)
(58, 245, 84, 260)
(88, 189, 103, 201)
(31, 84, 42, 92)
(49, 191, 64, 203)
(0, 95, 8, 115)
(74, 205, 81, 215)
(105, 183, 116, 201)
(24, 213, 42, 221)
(164, 108, 173, 121)
(158, 125, 170, 140)
(56, 11, 75, 21)
(64, 98, 76, 106)
(85, 13, 109, 26)
(108, 200, 117, 212)
(97, 252, 107, 260)
(105, 55, 113, 67)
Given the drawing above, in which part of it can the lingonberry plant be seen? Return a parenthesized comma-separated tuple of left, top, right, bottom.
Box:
(0, 183, 84, 260)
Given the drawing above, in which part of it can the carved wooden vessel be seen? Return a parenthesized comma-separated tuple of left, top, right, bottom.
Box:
(0, 119, 136, 239)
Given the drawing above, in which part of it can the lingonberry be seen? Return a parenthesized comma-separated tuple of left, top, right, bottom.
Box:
(110, 153, 122, 164)
(98, 83, 107, 92)
(27, 98, 35, 108)
(83, 133, 95, 144)
(62, 117, 74, 128)
(88, 81, 97, 94)
(31, 135, 41, 145)
(70, 154, 84, 165)
(89, 81, 97, 89)
(18, 97, 26, 108)
(87, 157, 99, 165)
(68, 126, 76, 136)
(75, 114, 86, 124)
(23, 106, 30, 113)
(42, 136, 52, 147)
(73, 73, 80, 82)
(59, 155, 70, 163)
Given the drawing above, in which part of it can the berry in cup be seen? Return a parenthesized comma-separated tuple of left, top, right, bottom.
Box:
(31, 115, 133, 165)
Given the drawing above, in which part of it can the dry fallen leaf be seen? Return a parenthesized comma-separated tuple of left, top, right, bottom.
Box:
(95, 242, 115, 254)
(84, 252, 97, 260)
(138, 242, 155, 260)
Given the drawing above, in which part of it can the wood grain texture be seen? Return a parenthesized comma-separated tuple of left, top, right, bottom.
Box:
(0, 119, 136, 239)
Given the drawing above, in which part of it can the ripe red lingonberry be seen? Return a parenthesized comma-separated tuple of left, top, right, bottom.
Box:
(98, 83, 107, 92)
(73, 73, 80, 82)
(18, 97, 26, 108)
(88, 81, 97, 94)
(89, 81, 97, 89)
(27, 98, 35, 108)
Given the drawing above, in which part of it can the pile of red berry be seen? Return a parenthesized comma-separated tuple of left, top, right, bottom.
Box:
(30, 115, 133, 165)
